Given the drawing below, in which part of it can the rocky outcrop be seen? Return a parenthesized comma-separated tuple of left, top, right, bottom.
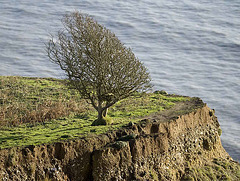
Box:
(0, 98, 239, 180)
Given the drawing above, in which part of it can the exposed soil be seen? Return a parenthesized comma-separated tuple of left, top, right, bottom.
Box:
(146, 96, 204, 122)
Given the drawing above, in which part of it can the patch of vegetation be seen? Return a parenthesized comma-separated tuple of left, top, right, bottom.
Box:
(150, 167, 159, 181)
(218, 128, 222, 136)
(182, 158, 240, 181)
(0, 76, 190, 149)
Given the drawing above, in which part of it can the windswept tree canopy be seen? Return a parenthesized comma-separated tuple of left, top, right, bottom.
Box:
(47, 12, 151, 125)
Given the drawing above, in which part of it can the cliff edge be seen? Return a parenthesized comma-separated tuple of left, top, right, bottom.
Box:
(0, 97, 239, 180)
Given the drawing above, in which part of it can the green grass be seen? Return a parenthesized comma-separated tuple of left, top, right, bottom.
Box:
(0, 76, 190, 149)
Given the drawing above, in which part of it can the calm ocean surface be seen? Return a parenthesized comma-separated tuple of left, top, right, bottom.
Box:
(0, 0, 239, 161)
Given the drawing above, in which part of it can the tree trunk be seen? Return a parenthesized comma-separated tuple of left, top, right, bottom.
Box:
(98, 110, 103, 120)
(91, 101, 110, 126)
(91, 110, 105, 126)
(97, 104, 103, 120)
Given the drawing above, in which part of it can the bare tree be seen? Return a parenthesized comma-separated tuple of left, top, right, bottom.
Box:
(47, 12, 151, 125)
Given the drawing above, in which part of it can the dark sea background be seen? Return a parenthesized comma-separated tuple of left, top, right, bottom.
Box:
(0, 0, 239, 161)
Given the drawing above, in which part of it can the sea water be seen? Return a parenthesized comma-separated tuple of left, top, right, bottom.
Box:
(0, 0, 239, 161)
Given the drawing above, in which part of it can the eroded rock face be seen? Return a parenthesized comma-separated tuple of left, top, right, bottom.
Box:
(90, 105, 232, 181)
(0, 103, 239, 181)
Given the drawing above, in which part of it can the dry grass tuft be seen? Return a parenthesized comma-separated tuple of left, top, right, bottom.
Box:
(0, 76, 91, 126)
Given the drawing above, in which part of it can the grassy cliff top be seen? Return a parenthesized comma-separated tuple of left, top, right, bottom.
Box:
(0, 76, 202, 149)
